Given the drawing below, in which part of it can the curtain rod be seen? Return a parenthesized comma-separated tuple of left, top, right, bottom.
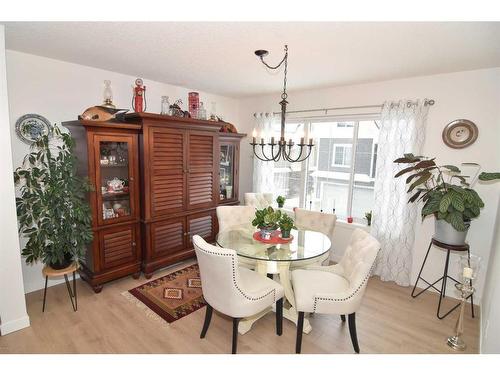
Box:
(263, 99, 435, 116)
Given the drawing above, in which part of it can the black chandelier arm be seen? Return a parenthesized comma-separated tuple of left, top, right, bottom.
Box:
(269, 143, 282, 161)
(283, 145, 313, 163)
(251, 143, 274, 162)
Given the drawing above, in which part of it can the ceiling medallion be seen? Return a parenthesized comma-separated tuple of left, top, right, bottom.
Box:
(250, 45, 314, 163)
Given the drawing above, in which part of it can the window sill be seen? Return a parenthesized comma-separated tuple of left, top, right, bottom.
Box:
(336, 220, 369, 230)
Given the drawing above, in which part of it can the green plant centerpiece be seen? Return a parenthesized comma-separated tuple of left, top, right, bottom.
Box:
(278, 213, 297, 239)
(252, 206, 282, 238)
(14, 124, 93, 269)
(276, 195, 286, 208)
(394, 153, 500, 245)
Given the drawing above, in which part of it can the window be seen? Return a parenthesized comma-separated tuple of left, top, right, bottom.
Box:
(264, 118, 379, 221)
(332, 144, 352, 167)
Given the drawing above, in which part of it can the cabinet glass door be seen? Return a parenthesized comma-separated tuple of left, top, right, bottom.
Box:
(95, 135, 136, 225)
(219, 144, 235, 201)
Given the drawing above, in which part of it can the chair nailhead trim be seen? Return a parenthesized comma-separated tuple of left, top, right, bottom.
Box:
(312, 263, 376, 312)
(199, 246, 276, 302)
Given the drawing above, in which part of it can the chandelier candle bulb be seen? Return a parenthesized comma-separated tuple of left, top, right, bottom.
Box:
(271, 136, 275, 144)
(463, 267, 473, 279)
(252, 129, 257, 144)
(309, 138, 314, 146)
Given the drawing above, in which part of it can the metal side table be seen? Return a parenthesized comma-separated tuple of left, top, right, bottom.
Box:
(411, 238, 474, 319)
(42, 263, 78, 312)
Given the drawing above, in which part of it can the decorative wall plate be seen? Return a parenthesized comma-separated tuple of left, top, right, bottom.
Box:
(442, 119, 478, 149)
(15, 114, 51, 144)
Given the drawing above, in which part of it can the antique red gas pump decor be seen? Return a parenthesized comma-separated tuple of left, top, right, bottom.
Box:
(132, 78, 146, 112)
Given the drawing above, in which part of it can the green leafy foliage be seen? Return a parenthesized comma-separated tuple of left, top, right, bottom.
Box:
(252, 206, 282, 229)
(278, 213, 297, 232)
(276, 195, 286, 207)
(13, 124, 93, 266)
(393, 155, 499, 232)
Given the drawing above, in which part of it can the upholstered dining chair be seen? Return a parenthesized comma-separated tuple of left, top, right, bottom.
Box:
(291, 229, 380, 353)
(291, 208, 337, 269)
(193, 235, 285, 354)
(216, 205, 256, 232)
(216, 205, 256, 270)
(244, 192, 274, 209)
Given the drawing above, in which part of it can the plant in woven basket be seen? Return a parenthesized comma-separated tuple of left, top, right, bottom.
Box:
(13, 124, 93, 269)
(393, 153, 500, 232)
(252, 206, 282, 230)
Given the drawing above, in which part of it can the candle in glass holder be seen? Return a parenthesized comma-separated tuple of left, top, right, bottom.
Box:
(463, 267, 473, 279)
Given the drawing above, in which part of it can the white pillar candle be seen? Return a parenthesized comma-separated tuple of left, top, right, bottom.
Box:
(463, 267, 473, 279)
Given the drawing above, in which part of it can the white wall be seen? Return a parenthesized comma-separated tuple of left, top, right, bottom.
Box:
(0, 26, 30, 335)
(481, 195, 500, 353)
(6, 50, 240, 294)
(238, 68, 500, 301)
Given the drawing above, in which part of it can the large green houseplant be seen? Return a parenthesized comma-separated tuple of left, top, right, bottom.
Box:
(14, 124, 93, 269)
(394, 153, 500, 245)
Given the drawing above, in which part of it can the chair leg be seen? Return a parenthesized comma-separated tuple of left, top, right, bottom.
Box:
(296, 311, 305, 354)
(232, 318, 240, 354)
(340, 314, 346, 322)
(276, 298, 283, 336)
(200, 304, 213, 338)
(348, 313, 360, 354)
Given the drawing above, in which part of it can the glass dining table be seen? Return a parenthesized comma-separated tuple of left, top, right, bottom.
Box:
(216, 225, 331, 334)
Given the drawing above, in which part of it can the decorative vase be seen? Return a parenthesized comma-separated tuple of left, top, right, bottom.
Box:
(259, 227, 273, 240)
(434, 219, 470, 245)
(49, 253, 73, 270)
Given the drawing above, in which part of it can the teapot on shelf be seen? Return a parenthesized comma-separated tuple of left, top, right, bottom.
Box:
(107, 177, 125, 192)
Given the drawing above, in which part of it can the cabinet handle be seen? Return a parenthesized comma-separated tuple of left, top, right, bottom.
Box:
(132, 242, 136, 247)
(130, 177, 134, 182)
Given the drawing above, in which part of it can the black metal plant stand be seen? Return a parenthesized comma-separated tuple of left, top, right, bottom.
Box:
(411, 238, 474, 319)
(42, 267, 78, 313)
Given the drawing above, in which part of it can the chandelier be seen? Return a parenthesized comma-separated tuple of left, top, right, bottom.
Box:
(251, 45, 314, 163)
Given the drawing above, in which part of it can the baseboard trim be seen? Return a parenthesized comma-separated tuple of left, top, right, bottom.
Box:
(0, 315, 30, 336)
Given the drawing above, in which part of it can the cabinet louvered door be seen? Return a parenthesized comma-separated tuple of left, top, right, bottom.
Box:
(99, 224, 138, 269)
(149, 127, 186, 217)
(187, 210, 216, 248)
(186, 131, 217, 210)
(150, 218, 186, 259)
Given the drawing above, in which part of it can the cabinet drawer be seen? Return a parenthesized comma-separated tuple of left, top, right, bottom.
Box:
(99, 224, 139, 269)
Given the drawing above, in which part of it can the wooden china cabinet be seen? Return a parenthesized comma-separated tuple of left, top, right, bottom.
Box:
(65, 113, 245, 291)
(218, 132, 245, 207)
(64, 120, 142, 293)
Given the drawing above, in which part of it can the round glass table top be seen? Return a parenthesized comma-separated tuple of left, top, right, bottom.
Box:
(216, 226, 331, 262)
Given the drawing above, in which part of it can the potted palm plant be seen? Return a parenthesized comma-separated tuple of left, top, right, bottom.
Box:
(278, 213, 297, 239)
(394, 153, 500, 245)
(252, 206, 281, 238)
(14, 124, 93, 269)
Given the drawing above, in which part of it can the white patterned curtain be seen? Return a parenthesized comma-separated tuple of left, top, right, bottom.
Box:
(252, 113, 278, 192)
(371, 100, 430, 286)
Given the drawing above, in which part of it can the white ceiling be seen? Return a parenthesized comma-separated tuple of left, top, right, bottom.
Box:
(3, 22, 500, 97)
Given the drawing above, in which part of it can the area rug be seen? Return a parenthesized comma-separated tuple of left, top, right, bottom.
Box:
(122, 263, 206, 325)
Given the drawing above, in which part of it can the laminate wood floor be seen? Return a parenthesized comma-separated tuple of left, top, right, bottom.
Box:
(0, 260, 479, 354)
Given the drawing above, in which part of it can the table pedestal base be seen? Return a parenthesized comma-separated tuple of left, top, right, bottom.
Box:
(238, 259, 312, 335)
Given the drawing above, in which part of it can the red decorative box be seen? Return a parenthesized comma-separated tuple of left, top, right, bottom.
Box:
(253, 230, 293, 244)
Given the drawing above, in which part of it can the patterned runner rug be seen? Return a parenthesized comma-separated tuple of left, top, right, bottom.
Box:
(123, 263, 206, 324)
